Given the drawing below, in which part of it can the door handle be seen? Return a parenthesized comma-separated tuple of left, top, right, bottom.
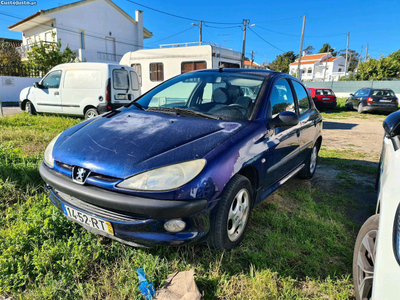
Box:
(54, 91, 59, 96)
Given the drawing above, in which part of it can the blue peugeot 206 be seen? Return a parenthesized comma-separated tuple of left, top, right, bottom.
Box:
(39, 69, 322, 251)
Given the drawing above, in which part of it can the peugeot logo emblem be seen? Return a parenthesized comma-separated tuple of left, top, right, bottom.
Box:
(72, 166, 90, 184)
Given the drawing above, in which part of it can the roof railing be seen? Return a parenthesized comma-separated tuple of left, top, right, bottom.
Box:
(159, 41, 233, 50)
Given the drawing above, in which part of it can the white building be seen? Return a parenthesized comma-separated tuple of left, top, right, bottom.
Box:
(8, 0, 152, 63)
(289, 52, 347, 81)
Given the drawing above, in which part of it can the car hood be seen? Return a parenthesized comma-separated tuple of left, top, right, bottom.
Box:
(53, 109, 246, 178)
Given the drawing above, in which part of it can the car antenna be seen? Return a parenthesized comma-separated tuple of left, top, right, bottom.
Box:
(218, 64, 224, 73)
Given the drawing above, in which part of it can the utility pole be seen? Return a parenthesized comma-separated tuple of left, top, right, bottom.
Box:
(323, 45, 331, 81)
(344, 32, 349, 78)
(0, 92, 3, 117)
(241, 19, 248, 68)
(199, 20, 202, 45)
(365, 43, 369, 61)
(250, 51, 255, 67)
(296, 15, 306, 80)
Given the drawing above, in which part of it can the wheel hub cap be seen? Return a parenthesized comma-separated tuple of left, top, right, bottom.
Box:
(310, 146, 317, 173)
(227, 188, 250, 242)
(356, 229, 377, 300)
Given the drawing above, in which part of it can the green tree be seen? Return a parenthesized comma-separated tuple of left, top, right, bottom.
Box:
(304, 45, 314, 55)
(27, 32, 77, 70)
(318, 43, 337, 56)
(389, 49, 400, 63)
(356, 55, 400, 80)
(337, 49, 359, 72)
(0, 41, 21, 65)
(268, 51, 297, 73)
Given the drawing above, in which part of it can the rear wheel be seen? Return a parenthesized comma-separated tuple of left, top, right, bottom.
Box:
(208, 174, 253, 251)
(25, 101, 36, 115)
(353, 214, 379, 300)
(298, 143, 319, 179)
(84, 108, 99, 119)
(358, 103, 364, 114)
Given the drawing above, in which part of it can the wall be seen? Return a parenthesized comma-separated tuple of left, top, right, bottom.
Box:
(0, 76, 41, 103)
(50, 0, 140, 60)
(304, 80, 400, 98)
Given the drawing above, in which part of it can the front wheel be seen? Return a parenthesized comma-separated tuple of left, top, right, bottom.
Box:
(353, 214, 379, 300)
(345, 101, 352, 111)
(25, 101, 36, 115)
(298, 143, 319, 179)
(84, 108, 99, 119)
(208, 174, 253, 251)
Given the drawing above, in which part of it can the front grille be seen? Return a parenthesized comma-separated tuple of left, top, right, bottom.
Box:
(54, 189, 146, 222)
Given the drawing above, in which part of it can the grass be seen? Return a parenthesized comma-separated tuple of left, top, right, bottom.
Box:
(0, 113, 362, 299)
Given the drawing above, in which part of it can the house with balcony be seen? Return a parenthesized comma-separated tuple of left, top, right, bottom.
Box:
(289, 52, 347, 81)
(8, 0, 152, 63)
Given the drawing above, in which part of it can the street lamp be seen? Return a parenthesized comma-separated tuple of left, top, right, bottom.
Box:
(192, 21, 202, 45)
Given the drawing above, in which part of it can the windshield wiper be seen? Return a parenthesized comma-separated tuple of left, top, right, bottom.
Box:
(148, 107, 221, 120)
(131, 102, 146, 110)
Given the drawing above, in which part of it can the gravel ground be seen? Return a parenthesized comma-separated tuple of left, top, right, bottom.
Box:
(1, 106, 21, 117)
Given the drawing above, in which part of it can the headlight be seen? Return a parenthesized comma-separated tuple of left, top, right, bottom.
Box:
(117, 159, 206, 191)
(43, 133, 61, 168)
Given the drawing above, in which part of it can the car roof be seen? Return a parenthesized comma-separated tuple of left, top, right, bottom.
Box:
(194, 68, 279, 78)
(308, 87, 332, 90)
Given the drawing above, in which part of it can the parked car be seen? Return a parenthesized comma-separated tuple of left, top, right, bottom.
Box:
(19, 63, 141, 119)
(307, 87, 337, 109)
(345, 88, 398, 114)
(353, 111, 400, 299)
(39, 69, 323, 250)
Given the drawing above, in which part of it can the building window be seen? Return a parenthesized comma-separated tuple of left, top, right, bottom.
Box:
(338, 68, 342, 72)
(131, 64, 142, 86)
(307, 68, 312, 74)
(79, 30, 85, 50)
(150, 63, 164, 82)
(181, 61, 207, 74)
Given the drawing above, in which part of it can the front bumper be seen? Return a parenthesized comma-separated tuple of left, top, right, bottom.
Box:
(40, 163, 215, 247)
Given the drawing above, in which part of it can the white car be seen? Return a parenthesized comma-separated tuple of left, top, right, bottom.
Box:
(19, 63, 141, 119)
(353, 110, 400, 299)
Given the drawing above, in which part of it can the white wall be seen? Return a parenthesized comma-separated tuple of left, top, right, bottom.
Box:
(48, 0, 141, 61)
(0, 76, 40, 103)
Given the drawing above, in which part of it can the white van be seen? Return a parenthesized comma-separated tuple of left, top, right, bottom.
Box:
(19, 63, 141, 119)
(120, 43, 242, 93)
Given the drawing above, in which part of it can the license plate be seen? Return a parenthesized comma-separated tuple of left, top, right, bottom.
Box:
(116, 94, 128, 100)
(322, 97, 330, 100)
(61, 203, 114, 235)
(380, 99, 390, 102)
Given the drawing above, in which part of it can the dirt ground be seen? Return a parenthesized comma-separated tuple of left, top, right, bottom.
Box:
(1, 106, 21, 117)
(322, 116, 385, 162)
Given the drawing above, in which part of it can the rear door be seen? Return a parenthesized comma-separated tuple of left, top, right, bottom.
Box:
(291, 80, 316, 163)
(351, 89, 363, 109)
(34, 70, 62, 113)
(110, 66, 131, 106)
(262, 78, 301, 187)
(129, 69, 141, 100)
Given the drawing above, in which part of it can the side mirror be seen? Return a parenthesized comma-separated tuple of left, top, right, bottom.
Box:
(34, 82, 42, 89)
(350, 93, 354, 97)
(269, 111, 299, 128)
(383, 111, 400, 137)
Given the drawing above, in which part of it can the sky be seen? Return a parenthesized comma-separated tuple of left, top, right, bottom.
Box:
(0, 0, 399, 64)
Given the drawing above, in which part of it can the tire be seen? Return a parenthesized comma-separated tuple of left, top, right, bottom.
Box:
(25, 101, 36, 115)
(208, 174, 253, 251)
(358, 103, 364, 114)
(298, 142, 319, 179)
(353, 214, 379, 300)
(84, 108, 99, 119)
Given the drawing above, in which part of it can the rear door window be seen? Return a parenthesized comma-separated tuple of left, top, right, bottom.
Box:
(269, 79, 295, 118)
(130, 71, 139, 91)
(292, 81, 311, 115)
(113, 69, 129, 90)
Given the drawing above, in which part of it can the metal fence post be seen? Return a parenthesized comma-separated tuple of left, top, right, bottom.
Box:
(0, 92, 3, 117)
(371, 79, 374, 88)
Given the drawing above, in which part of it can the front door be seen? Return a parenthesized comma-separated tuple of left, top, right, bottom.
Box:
(262, 78, 301, 188)
(35, 70, 62, 113)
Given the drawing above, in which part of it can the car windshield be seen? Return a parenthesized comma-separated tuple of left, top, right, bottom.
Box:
(316, 89, 333, 96)
(135, 71, 265, 120)
(372, 90, 395, 97)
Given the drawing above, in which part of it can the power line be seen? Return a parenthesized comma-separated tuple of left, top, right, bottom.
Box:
(203, 23, 242, 29)
(256, 25, 347, 38)
(146, 26, 195, 45)
(253, 16, 303, 23)
(248, 27, 285, 53)
(125, 0, 242, 25)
